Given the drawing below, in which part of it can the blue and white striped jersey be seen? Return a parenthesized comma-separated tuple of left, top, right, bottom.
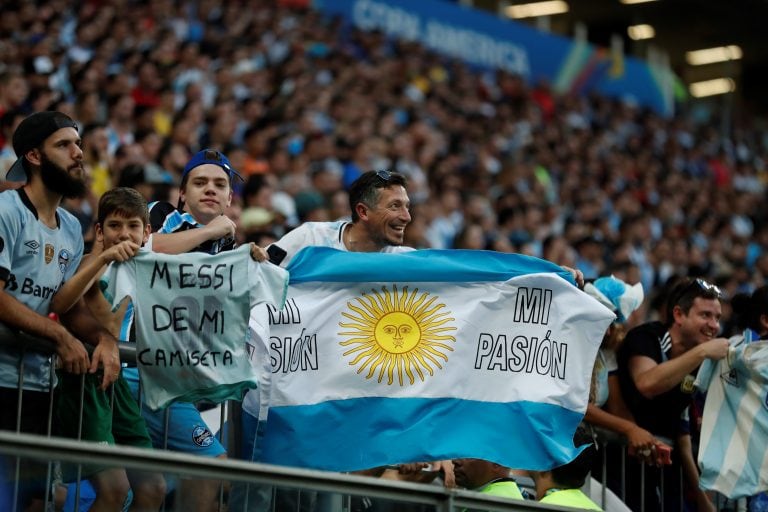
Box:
(695, 335, 768, 499)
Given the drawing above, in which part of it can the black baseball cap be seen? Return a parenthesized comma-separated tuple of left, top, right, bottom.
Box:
(4, 111, 78, 182)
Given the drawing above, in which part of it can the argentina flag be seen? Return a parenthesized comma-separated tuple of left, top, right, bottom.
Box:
(256, 247, 614, 472)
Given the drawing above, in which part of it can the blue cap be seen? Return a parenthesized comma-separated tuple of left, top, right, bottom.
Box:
(182, 149, 243, 182)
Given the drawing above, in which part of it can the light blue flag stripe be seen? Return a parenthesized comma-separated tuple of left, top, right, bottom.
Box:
(262, 397, 585, 472)
(286, 247, 573, 284)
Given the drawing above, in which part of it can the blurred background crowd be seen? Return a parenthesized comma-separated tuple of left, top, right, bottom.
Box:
(2, 0, 767, 333)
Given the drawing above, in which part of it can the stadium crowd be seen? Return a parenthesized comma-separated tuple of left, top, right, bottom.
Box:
(1, 0, 767, 511)
(2, 0, 767, 312)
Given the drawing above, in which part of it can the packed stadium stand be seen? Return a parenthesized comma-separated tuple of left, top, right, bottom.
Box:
(1, 0, 766, 511)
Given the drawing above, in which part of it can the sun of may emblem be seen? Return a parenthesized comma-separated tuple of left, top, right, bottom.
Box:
(338, 285, 457, 386)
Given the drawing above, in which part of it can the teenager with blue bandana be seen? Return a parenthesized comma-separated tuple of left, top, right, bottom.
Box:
(126, 149, 268, 512)
(0, 111, 121, 511)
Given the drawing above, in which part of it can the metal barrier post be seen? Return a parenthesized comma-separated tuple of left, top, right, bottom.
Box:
(600, 439, 607, 508)
(639, 459, 645, 512)
(43, 360, 56, 511)
(73, 373, 87, 512)
(437, 492, 454, 512)
(218, 401, 228, 512)
(11, 357, 25, 512)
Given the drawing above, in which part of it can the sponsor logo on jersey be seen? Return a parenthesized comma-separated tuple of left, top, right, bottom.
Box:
(191, 425, 214, 448)
(44, 244, 54, 264)
(58, 249, 72, 274)
(24, 240, 40, 255)
(3, 273, 59, 298)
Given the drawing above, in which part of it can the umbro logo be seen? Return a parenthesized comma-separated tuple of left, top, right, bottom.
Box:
(24, 240, 40, 255)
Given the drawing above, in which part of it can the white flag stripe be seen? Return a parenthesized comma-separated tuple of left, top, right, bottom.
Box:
(266, 274, 609, 409)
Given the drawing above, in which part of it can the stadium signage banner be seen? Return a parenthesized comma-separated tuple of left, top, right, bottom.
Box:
(313, 0, 674, 115)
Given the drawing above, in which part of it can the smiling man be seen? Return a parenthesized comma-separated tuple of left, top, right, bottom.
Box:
(230, 169, 416, 511)
(616, 277, 730, 511)
(267, 169, 414, 268)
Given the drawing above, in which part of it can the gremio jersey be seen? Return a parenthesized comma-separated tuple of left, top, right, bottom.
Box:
(695, 336, 768, 499)
(0, 189, 83, 390)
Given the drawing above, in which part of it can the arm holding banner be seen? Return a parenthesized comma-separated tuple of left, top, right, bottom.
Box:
(562, 265, 584, 288)
(151, 215, 236, 254)
(51, 241, 140, 315)
(584, 402, 660, 465)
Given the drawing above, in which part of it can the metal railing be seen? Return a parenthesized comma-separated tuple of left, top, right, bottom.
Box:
(0, 431, 589, 512)
(2, 324, 741, 512)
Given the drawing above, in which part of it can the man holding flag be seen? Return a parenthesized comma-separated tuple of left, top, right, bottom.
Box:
(245, 170, 598, 468)
(234, 170, 424, 510)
